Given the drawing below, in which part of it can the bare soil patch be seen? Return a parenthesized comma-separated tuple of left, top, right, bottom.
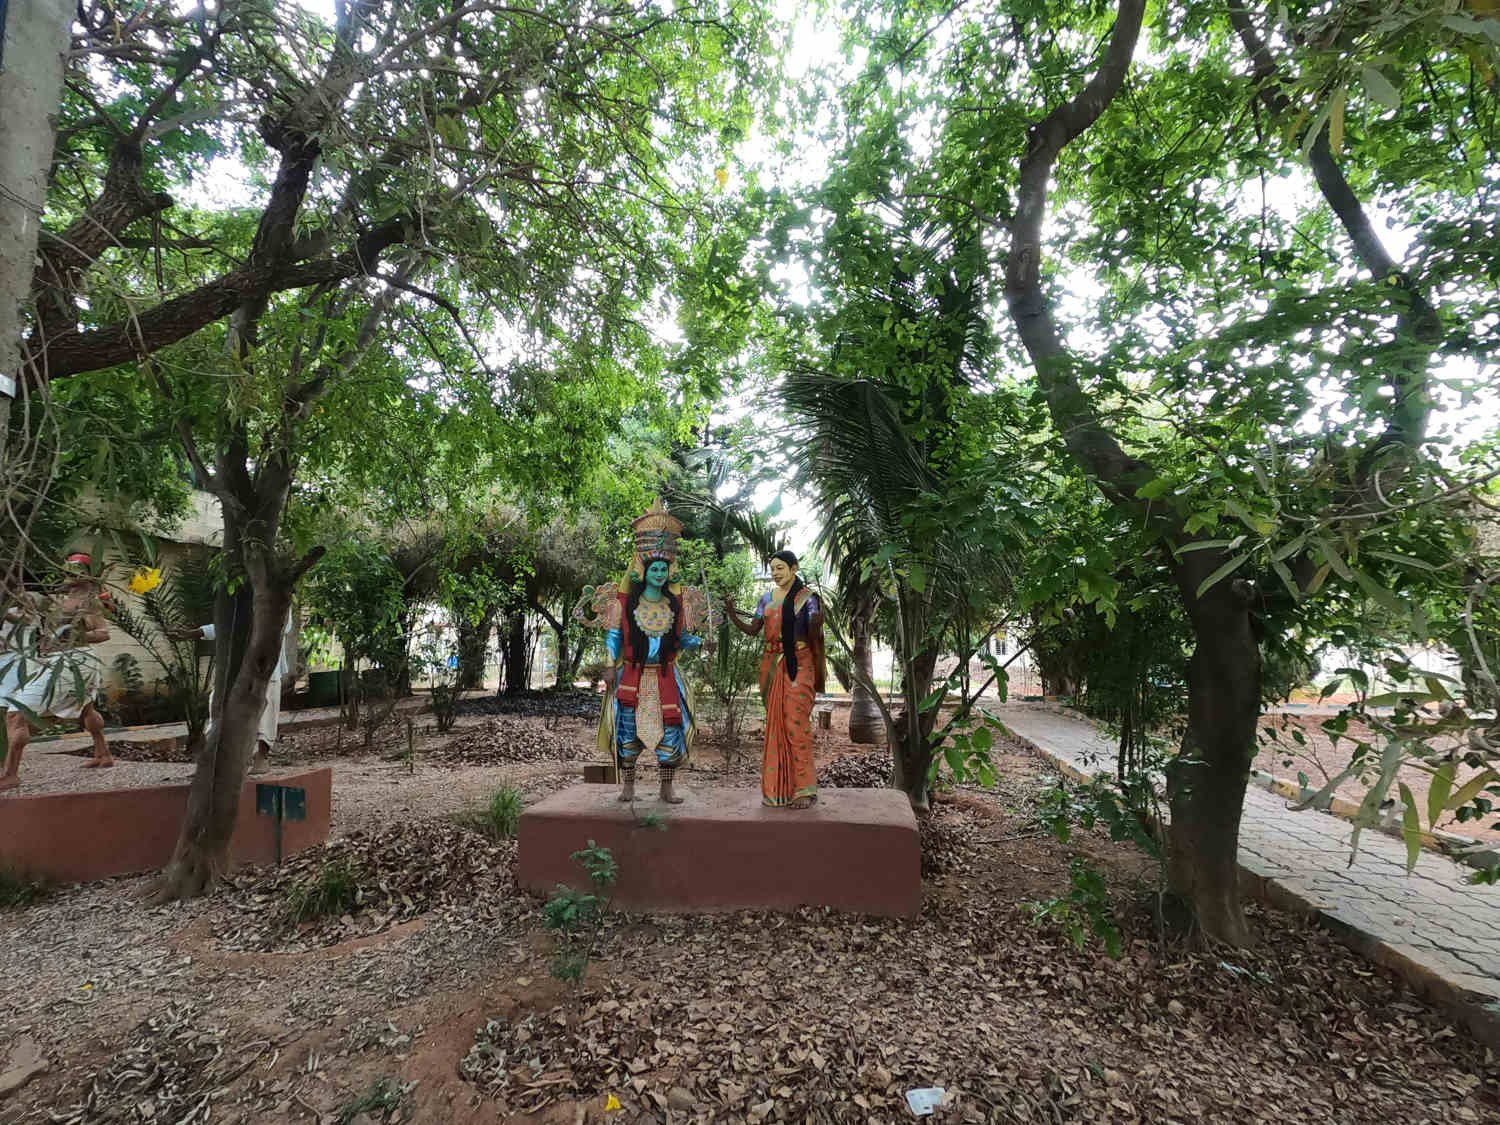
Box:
(1, 704, 1495, 1125)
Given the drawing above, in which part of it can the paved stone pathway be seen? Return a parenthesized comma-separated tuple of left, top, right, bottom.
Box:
(996, 703, 1500, 1025)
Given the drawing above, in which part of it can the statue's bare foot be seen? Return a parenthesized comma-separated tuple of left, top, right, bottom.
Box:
(790, 796, 815, 810)
(0, 775, 20, 792)
(82, 755, 115, 769)
(661, 791, 685, 805)
(616, 789, 635, 802)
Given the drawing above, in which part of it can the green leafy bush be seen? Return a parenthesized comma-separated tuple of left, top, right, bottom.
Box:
(284, 859, 361, 923)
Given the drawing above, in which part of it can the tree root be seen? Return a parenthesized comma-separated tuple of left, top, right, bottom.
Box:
(141, 850, 227, 905)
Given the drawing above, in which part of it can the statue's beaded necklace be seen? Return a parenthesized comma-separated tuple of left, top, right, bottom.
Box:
(632, 594, 674, 638)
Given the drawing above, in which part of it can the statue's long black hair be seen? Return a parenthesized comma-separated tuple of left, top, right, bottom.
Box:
(624, 571, 681, 665)
(771, 549, 805, 682)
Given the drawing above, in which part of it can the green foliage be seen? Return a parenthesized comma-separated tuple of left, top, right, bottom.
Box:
(1031, 858, 1124, 960)
(483, 787, 524, 841)
(105, 557, 217, 746)
(111, 653, 145, 698)
(1291, 605, 1500, 871)
(0, 868, 52, 911)
(303, 538, 411, 675)
(410, 621, 462, 733)
(544, 840, 621, 983)
(284, 860, 361, 924)
(542, 886, 606, 934)
(678, 540, 763, 759)
(782, 374, 1033, 802)
(453, 785, 524, 840)
(334, 1077, 414, 1125)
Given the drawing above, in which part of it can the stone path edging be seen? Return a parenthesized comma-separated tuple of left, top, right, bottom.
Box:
(994, 703, 1500, 1052)
(30, 694, 440, 756)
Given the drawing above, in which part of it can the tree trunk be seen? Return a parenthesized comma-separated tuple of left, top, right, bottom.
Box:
(1165, 580, 1260, 946)
(0, 0, 73, 444)
(552, 620, 569, 689)
(532, 599, 573, 690)
(152, 577, 293, 900)
(891, 645, 941, 812)
(848, 598, 882, 744)
(456, 607, 495, 691)
(500, 610, 527, 695)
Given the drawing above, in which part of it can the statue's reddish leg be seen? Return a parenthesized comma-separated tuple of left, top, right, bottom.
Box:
(1, 711, 30, 791)
(78, 703, 113, 768)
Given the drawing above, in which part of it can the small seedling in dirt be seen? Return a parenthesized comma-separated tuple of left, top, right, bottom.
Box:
(0, 867, 51, 910)
(1029, 857, 1123, 958)
(454, 784, 524, 839)
(542, 885, 605, 931)
(484, 786, 523, 838)
(334, 1075, 415, 1124)
(284, 858, 360, 923)
(544, 840, 620, 983)
(635, 811, 668, 831)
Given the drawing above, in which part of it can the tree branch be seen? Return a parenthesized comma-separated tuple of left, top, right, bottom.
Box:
(1003, 0, 1150, 503)
(29, 219, 411, 381)
(1226, 0, 1440, 452)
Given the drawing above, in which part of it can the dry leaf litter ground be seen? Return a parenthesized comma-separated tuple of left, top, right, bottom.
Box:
(0, 701, 1496, 1124)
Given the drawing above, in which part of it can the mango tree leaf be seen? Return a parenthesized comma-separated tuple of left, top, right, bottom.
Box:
(1361, 66, 1401, 108)
(1428, 761, 1455, 826)
(1195, 553, 1250, 598)
(1445, 768, 1500, 813)
(1398, 782, 1423, 873)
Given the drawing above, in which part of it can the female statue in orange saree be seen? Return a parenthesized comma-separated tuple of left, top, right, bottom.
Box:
(725, 550, 826, 809)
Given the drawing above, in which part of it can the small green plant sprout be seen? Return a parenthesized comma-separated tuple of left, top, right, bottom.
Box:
(0, 867, 51, 910)
(1030, 857, 1123, 958)
(484, 785, 523, 839)
(334, 1076, 414, 1124)
(284, 858, 361, 923)
(543, 840, 619, 983)
(453, 783, 524, 839)
(571, 840, 617, 887)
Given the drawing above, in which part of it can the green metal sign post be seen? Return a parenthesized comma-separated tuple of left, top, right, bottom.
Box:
(254, 783, 307, 865)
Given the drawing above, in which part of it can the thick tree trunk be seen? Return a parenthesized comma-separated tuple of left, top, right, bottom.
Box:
(456, 607, 495, 691)
(152, 581, 293, 900)
(848, 600, 882, 744)
(0, 0, 73, 442)
(1165, 581, 1260, 946)
(500, 610, 527, 695)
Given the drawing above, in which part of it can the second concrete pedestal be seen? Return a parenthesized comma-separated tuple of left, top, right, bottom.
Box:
(517, 784, 920, 918)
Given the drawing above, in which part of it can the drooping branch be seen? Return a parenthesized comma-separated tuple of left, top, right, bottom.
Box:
(1226, 0, 1440, 450)
(1003, 0, 1150, 504)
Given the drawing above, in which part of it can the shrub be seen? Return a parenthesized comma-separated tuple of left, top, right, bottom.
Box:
(482, 786, 523, 839)
(284, 859, 360, 923)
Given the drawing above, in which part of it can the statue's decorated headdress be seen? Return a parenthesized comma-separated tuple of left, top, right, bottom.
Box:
(632, 498, 683, 565)
(573, 498, 719, 635)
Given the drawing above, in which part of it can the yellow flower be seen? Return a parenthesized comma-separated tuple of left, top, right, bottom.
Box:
(714, 167, 728, 189)
(128, 567, 163, 595)
(604, 1094, 622, 1112)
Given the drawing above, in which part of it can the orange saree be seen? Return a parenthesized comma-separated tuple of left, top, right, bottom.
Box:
(759, 599, 819, 807)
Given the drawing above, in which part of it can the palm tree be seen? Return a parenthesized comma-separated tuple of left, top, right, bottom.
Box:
(782, 374, 1017, 810)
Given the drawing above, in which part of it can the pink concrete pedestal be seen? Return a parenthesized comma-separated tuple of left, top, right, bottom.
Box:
(517, 785, 920, 918)
(0, 767, 331, 883)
